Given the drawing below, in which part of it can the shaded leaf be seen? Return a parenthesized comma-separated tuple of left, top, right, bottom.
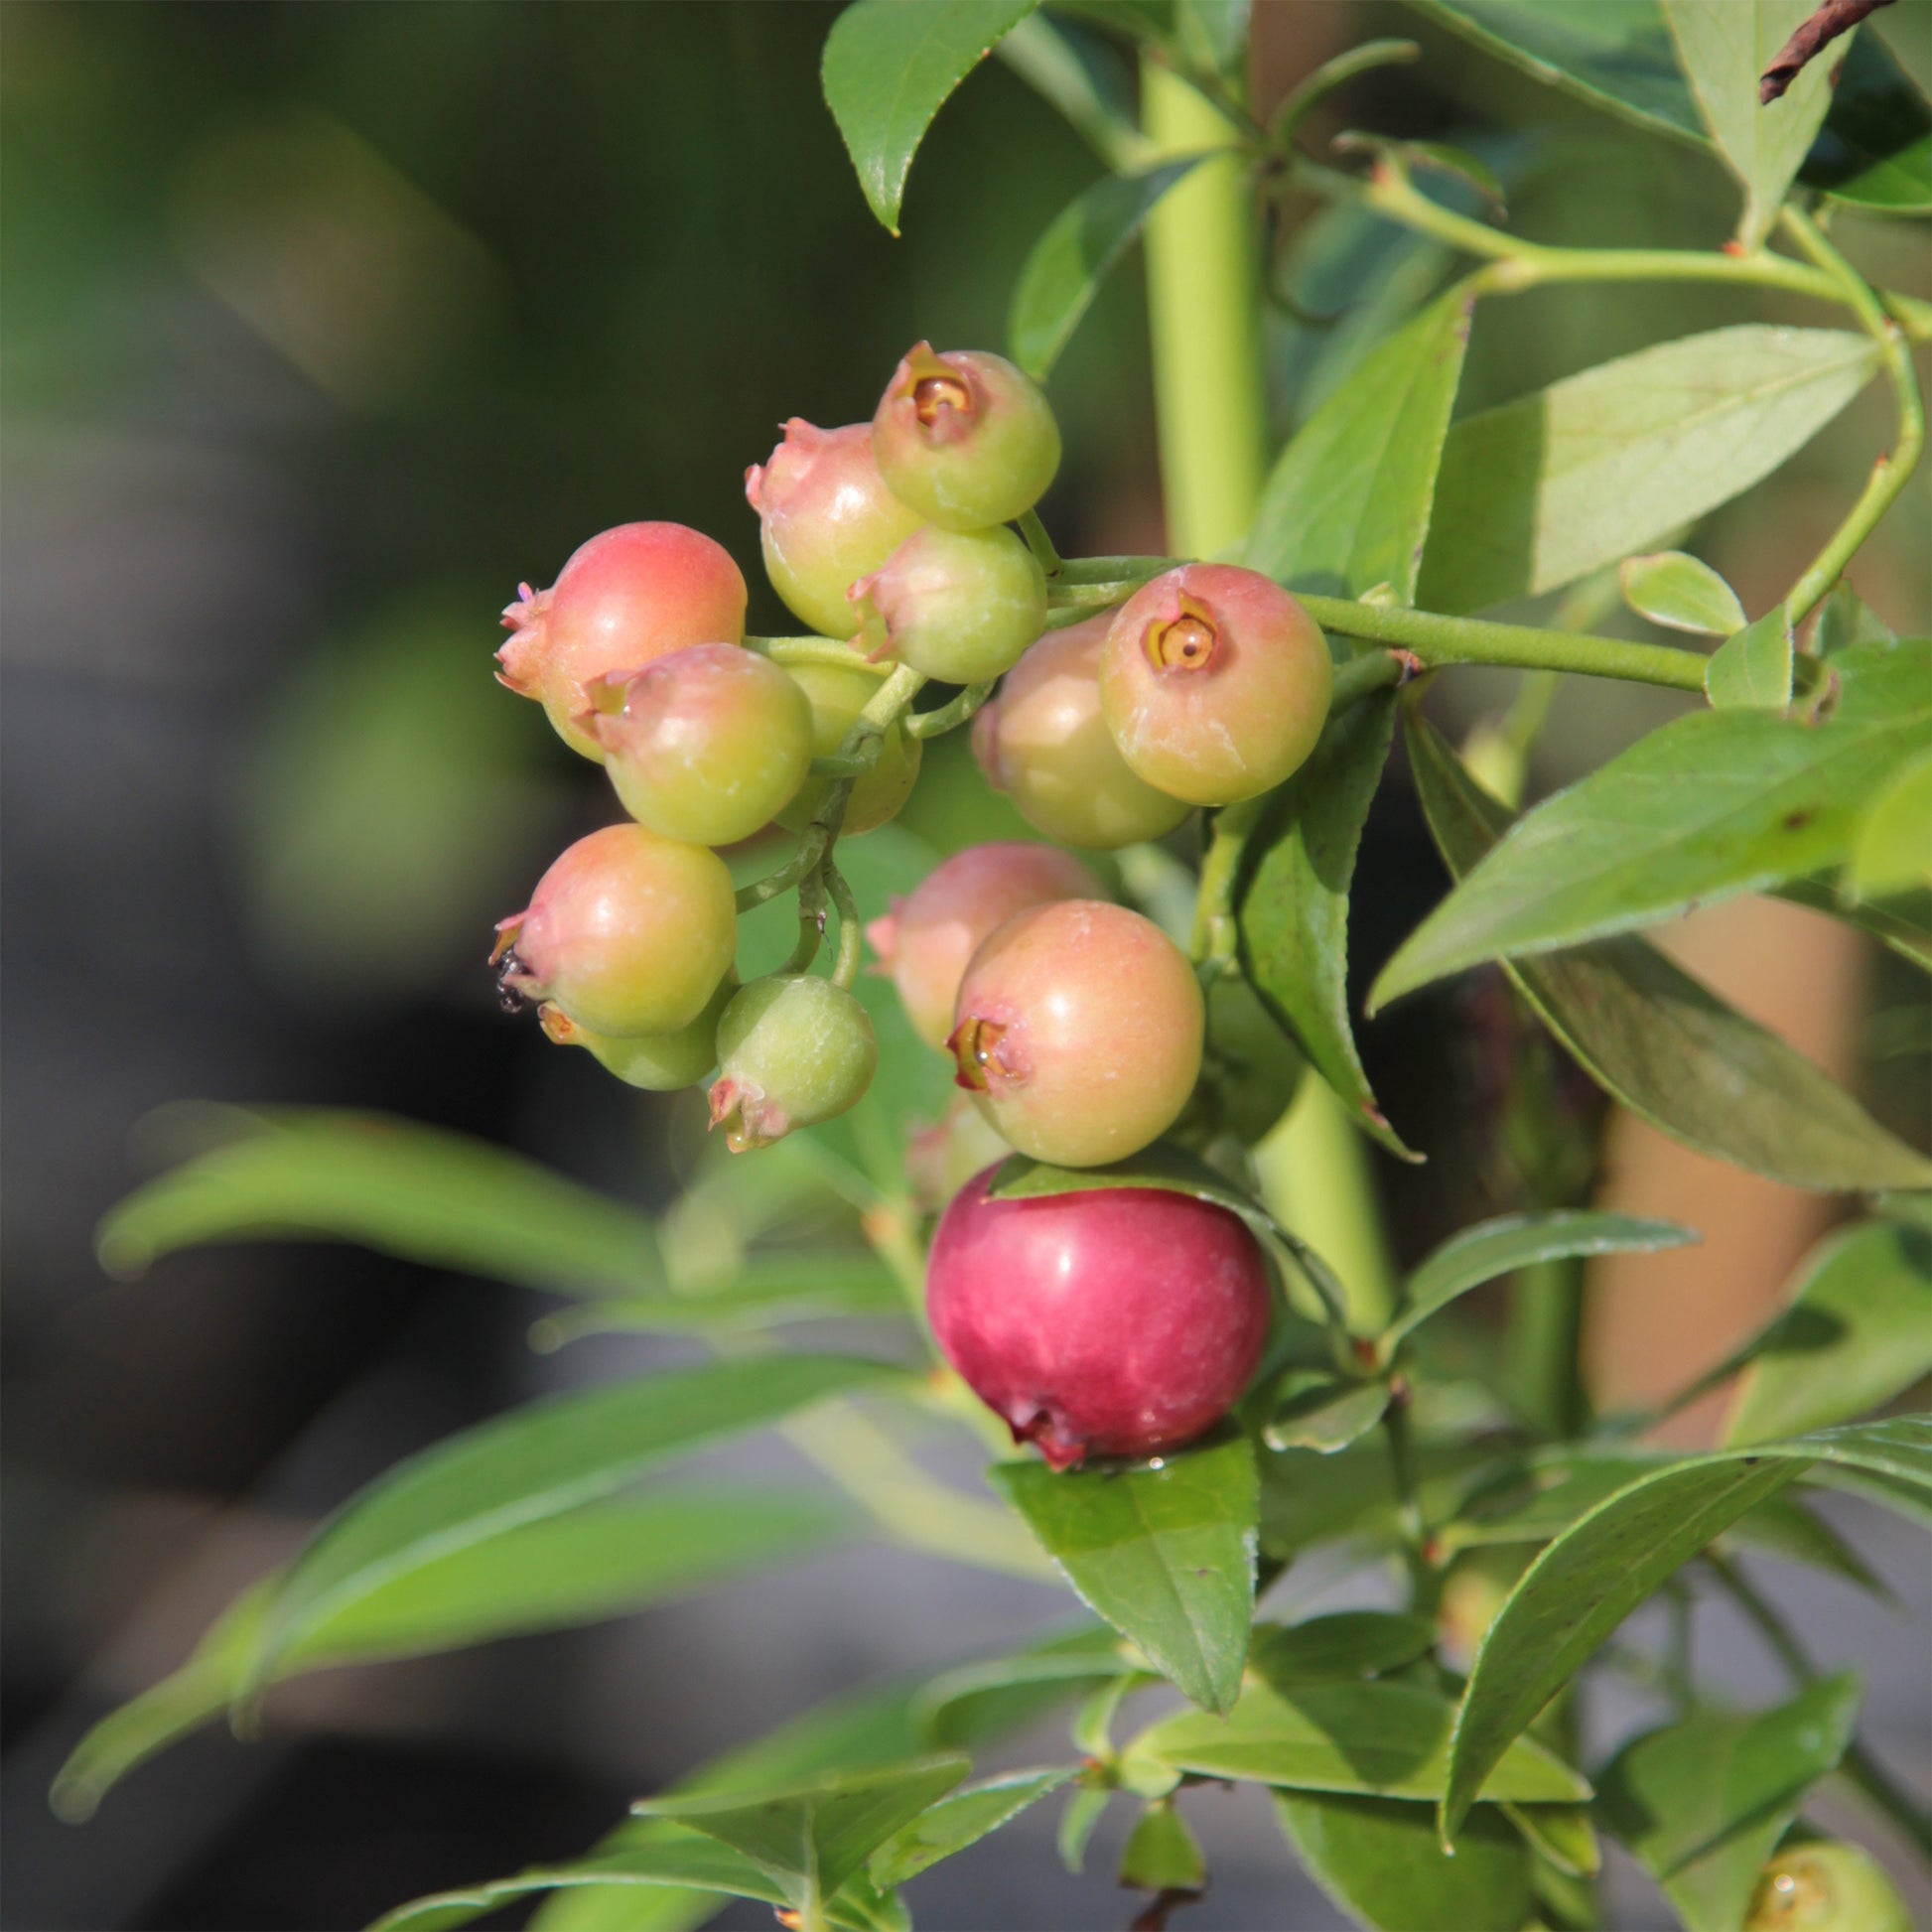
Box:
(869, 1767, 1073, 1887)
(1595, 1675, 1861, 1932)
(1621, 550, 1748, 636)
(821, 0, 1040, 233)
(1418, 327, 1881, 616)
(1706, 607, 1794, 709)
(1058, 1785, 1112, 1873)
(1814, 580, 1897, 654)
(911, 1624, 1134, 1748)
(1263, 1374, 1391, 1453)
(96, 1106, 664, 1297)
(996, 12, 1145, 169)
(1727, 1490, 1893, 1599)
(1383, 1211, 1696, 1358)
(1277, 1790, 1532, 1932)
(1849, 747, 1932, 901)
(1661, 0, 1837, 246)
(1250, 1611, 1437, 1688)
(1134, 1677, 1588, 1802)
(1404, 710, 1932, 1190)
(1247, 286, 1473, 603)
(1375, 642, 1932, 1006)
(1009, 157, 1208, 379)
(1500, 1802, 1600, 1879)
(1240, 691, 1415, 1159)
(992, 1433, 1258, 1714)
(245, 1356, 905, 1691)
(1724, 1219, 1932, 1446)
(1777, 873, 1932, 972)
(1799, 24, 1932, 210)
(1120, 1798, 1206, 1892)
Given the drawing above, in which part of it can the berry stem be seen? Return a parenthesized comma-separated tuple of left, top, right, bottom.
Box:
(782, 869, 825, 976)
(1016, 507, 1062, 576)
(905, 680, 996, 740)
(823, 858, 863, 990)
(744, 634, 893, 674)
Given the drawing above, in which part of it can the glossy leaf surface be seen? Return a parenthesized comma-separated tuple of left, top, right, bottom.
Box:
(992, 1433, 1258, 1714)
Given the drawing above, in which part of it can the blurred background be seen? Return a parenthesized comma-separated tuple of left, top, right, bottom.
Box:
(3, 4, 1927, 1927)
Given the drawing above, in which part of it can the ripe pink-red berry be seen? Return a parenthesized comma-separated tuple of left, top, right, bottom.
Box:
(949, 898, 1204, 1168)
(866, 842, 1100, 1050)
(927, 1166, 1272, 1468)
(1099, 564, 1331, 805)
(498, 523, 748, 760)
(494, 823, 736, 1038)
(872, 344, 1061, 532)
(745, 420, 922, 640)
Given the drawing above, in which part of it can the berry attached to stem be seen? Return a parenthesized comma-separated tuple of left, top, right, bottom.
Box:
(1099, 563, 1332, 805)
(498, 523, 748, 760)
(583, 644, 813, 846)
(872, 344, 1061, 531)
(850, 524, 1047, 684)
(948, 898, 1204, 1168)
(777, 661, 923, 836)
(707, 975, 878, 1151)
(746, 420, 923, 639)
(538, 971, 734, 1092)
(926, 1166, 1272, 1468)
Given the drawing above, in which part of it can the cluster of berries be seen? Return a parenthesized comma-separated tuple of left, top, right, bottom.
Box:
(490, 344, 1337, 1466)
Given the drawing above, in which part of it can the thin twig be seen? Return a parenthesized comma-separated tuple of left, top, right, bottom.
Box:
(1761, 0, 1894, 104)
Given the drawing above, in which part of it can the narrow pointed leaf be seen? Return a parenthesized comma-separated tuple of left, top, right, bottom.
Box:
(911, 1625, 1133, 1748)
(1119, 1798, 1206, 1892)
(1418, 327, 1880, 615)
(1247, 286, 1473, 603)
(1723, 1218, 1932, 1447)
(96, 1107, 665, 1296)
(1240, 692, 1416, 1158)
(1620, 551, 1747, 636)
(1595, 1675, 1862, 1932)
(1009, 157, 1207, 379)
(992, 1433, 1258, 1714)
(1276, 1790, 1532, 1932)
(245, 1356, 905, 1690)
(1263, 1374, 1391, 1453)
(1058, 1786, 1111, 1873)
(821, 0, 1040, 233)
(1250, 1612, 1437, 1687)
(869, 1767, 1072, 1888)
(1850, 748, 1932, 901)
(1134, 1677, 1588, 1802)
(1501, 1803, 1599, 1879)
(1705, 607, 1794, 708)
(1375, 642, 1932, 1008)
(1384, 1211, 1697, 1357)
(1403, 710, 1932, 1190)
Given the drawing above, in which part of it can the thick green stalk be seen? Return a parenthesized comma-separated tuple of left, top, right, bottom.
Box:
(1144, 55, 1396, 1330)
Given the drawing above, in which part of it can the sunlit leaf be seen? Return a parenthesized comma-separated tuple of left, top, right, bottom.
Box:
(1705, 607, 1794, 709)
(870, 1767, 1073, 1887)
(1620, 550, 1747, 636)
(1849, 748, 1932, 902)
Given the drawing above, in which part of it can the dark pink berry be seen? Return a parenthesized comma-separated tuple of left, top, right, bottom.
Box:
(926, 1166, 1272, 1469)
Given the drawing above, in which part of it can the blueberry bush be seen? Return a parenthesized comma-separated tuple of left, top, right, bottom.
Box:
(56, 4, 1931, 1928)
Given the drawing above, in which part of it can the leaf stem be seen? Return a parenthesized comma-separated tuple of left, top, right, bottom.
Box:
(1017, 506, 1062, 575)
(1189, 794, 1268, 969)
(1381, 1386, 1440, 1612)
(1705, 1550, 1932, 1859)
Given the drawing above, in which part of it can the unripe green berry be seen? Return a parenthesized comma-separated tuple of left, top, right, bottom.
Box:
(1100, 564, 1332, 805)
(777, 661, 922, 836)
(538, 972, 734, 1091)
(872, 343, 1061, 532)
(1745, 1844, 1911, 1932)
(583, 644, 813, 846)
(498, 522, 748, 760)
(708, 975, 878, 1152)
(949, 899, 1204, 1169)
(851, 524, 1047, 684)
(867, 841, 1100, 1050)
(745, 419, 924, 639)
(494, 823, 735, 1037)
(973, 617, 1192, 850)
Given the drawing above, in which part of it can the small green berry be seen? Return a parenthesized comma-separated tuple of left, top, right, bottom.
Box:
(538, 972, 734, 1091)
(708, 975, 878, 1152)
(851, 524, 1046, 684)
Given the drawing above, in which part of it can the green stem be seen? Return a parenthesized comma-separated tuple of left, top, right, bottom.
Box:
(823, 859, 862, 991)
(781, 869, 825, 976)
(745, 634, 889, 674)
(905, 680, 996, 739)
(1017, 506, 1062, 575)
(1504, 1255, 1587, 1439)
(1381, 1387, 1440, 1612)
(1189, 794, 1267, 969)
(1707, 1551, 1932, 1860)
(1778, 207, 1926, 626)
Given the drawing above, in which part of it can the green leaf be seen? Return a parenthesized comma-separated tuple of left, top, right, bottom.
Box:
(1276, 1790, 1533, 1932)
(1263, 1374, 1391, 1452)
(1595, 1676, 1862, 1932)
(1248, 287, 1472, 604)
(1500, 1802, 1600, 1880)
(1724, 1219, 1932, 1447)
(1119, 1799, 1206, 1892)
(1250, 1611, 1438, 1687)
(821, 0, 1040, 233)
(1800, 25, 1932, 211)
(1418, 327, 1881, 616)
(1404, 710, 1932, 1190)
(244, 1355, 904, 1692)
(1661, 0, 1838, 246)
(95, 1106, 665, 1296)
(1727, 1490, 1894, 1599)
(1057, 1785, 1112, 1873)
(911, 1624, 1134, 1748)
(1706, 607, 1794, 709)
(1778, 874, 1932, 974)
(634, 1756, 969, 1906)
(1008, 157, 1208, 379)
(1134, 1677, 1589, 1802)
(1620, 550, 1747, 636)
(1383, 1211, 1697, 1358)
(1240, 691, 1415, 1159)
(991, 1433, 1258, 1714)
(1850, 748, 1932, 901)
(1375, 642, 1932, 1008)
(995, 13, 1145, 170)
(1815, 580, 1897, 654)
(868, 1766, 1071, 1887)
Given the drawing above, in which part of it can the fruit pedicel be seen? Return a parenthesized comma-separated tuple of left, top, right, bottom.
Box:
(490, 345, 1334, 1468)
